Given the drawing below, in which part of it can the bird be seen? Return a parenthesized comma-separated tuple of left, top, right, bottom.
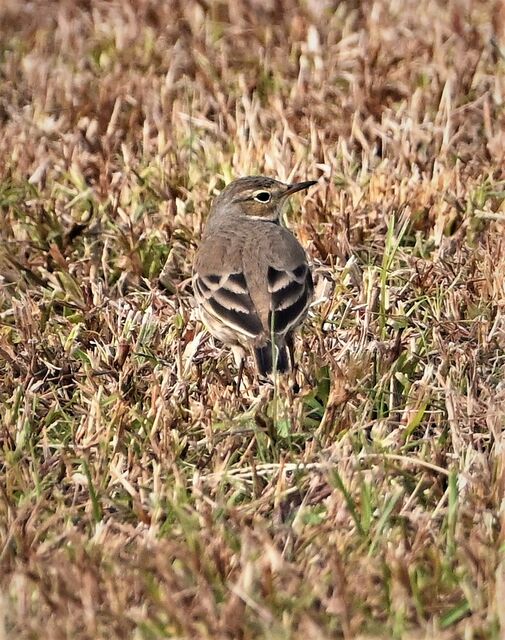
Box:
(193, 175, 316, 383)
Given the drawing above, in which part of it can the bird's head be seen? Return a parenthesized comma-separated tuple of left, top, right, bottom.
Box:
(212, 176, 317, 223)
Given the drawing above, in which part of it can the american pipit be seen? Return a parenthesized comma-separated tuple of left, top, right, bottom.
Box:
(193, 175, 316, 382)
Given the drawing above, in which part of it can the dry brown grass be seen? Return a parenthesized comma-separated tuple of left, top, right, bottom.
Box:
(1, 0, 505, 638)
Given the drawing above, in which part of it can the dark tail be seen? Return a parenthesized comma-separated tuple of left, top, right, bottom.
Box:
(254, 341, 290, 377)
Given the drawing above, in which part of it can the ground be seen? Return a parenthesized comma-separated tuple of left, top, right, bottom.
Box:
(1, 1, 505, 638)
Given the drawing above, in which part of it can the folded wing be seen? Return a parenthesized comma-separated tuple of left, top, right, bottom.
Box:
(193, 270, 263, 339)
(267, 262, 313, 335)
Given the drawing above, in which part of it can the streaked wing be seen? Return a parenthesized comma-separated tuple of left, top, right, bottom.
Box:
(193, 269, 263, 339)
(267, 262, 313, 334)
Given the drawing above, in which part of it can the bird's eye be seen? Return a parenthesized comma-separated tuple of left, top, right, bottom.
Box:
(254, 191, 271, 203)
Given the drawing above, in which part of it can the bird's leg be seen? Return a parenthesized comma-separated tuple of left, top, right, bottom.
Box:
(286, 333, 300, 394)
(235, 357, 245, 395)
(231, 345, 246, 395)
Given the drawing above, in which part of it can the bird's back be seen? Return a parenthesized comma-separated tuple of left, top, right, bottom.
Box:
(195, 218, 312, 338)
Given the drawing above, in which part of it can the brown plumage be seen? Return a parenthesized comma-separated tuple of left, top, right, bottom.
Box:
(193, 176, 316, 379)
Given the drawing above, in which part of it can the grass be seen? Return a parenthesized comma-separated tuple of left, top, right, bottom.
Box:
(1, 0, 505, 638)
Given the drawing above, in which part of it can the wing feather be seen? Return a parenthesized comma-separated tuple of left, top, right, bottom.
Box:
(267, 265, 313, 335)
(193, 271, 263, 339)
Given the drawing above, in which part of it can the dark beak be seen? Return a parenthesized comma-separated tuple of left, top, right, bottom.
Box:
(283, 180, 317, 197)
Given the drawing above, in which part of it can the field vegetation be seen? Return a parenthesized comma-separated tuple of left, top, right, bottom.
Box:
(1, 0, 505, 638)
